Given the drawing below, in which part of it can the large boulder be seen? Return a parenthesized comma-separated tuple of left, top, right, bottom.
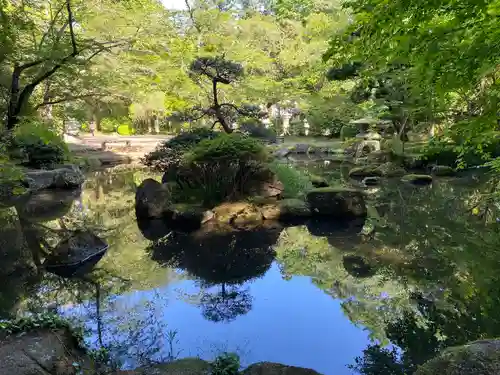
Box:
(415, 339, 500, 375)
(277, 199, 312, 220)
(17, 189, 80, 222)
(243, 362, 322, 375)
(213, 202, 263, 228)
(171, 204, 214, 232)
(292, 144, 311, 154)
(259, 176, 284, 198)
(135, 179, 172, 219)
(0, 329, 96, 375)
(306, 187, 367, 218)
(24, 165, 84, 191)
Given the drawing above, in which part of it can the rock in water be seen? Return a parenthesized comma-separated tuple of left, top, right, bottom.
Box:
(17, 189, 80, 222)
(274, 147, 291, 158)
(292, 143, 310, 154)
(348, 165, 382, 178)
(415, 339, 500, 375)
(431, 165, 455, 176)
(277, 199, 312, 220)
(243, 362, 323, 375)
(24, 164, 85, 191)
(135, 179, 172, 219)
(306, 187, 367, 218)
(401, 174, 433, 186)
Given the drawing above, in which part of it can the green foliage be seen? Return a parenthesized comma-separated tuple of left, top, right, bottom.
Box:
(186, 133, 268, 164)
(269, 161, 313, 198)
(349, 345, 406, 375)
(11, 120, 69, 169)
(0, 313, 84, 343)
(340, 124, 358, 140)
(210, 352, 240, 375)
(116, 124, 135, 136)
(142, 128, 220, 171)
(176, 134, 272, 206)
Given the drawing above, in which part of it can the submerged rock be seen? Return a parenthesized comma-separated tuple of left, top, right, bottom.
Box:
(135, 179, 172, 219)
(431, 165, 455, 176)
(24, 164, 84, 191)
(348, 165, 382, 178)
(401, 174, 433, 186)
(415, 339, 500, 375)
(243, 362, 323, 375)
(306, 187, 367, 218)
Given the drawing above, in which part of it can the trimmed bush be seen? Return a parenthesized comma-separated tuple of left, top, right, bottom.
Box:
(175, 134, 273, 206)
(11, 120, 68, 169)
(142, 128, 220, 171)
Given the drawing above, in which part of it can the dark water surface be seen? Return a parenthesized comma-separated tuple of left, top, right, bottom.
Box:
(1, 162, 500, 375)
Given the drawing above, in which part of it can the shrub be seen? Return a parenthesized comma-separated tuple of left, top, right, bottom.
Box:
(11, 120, 68, 169)
(175, 134, 272, 206)
(269, 161, 313, 198)
(210, 353, 240, 375)
(239, 118, 276, 143)
(340, 124, 358, 140)
(142, 128, 220, 171)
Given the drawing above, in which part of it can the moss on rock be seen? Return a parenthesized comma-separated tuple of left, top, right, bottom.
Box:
(309, 174, 329, 188)
(415, 340, 500, 375)
(277, 199, 311, 219)
(376, 162, 406, 177)
(348, 165, 382, 178)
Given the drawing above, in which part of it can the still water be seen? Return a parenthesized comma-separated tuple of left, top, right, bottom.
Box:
(1, 162, 500, 374)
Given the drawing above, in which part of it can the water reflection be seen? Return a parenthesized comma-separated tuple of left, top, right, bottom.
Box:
(2, 166, 500, 374)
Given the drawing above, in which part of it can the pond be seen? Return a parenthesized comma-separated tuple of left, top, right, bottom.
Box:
(1, 162, 500, 374)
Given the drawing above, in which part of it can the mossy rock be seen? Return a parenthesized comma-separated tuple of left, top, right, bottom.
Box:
(277, 199, 311, 219)
(362, 176, 380, 186)
(131, 358, 211, 375)
(213, 202, 263, 228)
(306, 187, 367, 218)
(415, 340, 500, 375)
(348, 165, 382, 178)
(309, 174, 329, 188)
(376, 162, 406, 177)
(401, 174, 433, 186)
(243, 362, 322, 375)
(431, 165, 455, 176)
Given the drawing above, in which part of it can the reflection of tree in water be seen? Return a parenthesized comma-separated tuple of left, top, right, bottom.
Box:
(200, 285, 252, 323)
(143, 219, 280, 321)
(349, 176, 500, 374)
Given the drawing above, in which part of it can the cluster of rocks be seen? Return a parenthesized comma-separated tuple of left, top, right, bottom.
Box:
(136, 179, 367, 233)
(0, 328, 323, 375)
(347, 160, 456, 187)
(1, 164, 85, 209)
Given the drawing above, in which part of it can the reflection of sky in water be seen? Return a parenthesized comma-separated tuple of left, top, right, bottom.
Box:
(60, 263, 370, 374)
